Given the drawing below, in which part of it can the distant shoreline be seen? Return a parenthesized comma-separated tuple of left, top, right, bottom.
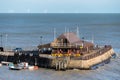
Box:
(0, 13, 120, 14)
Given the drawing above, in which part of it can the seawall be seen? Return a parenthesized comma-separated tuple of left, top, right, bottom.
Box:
(0, 46, 115, 70)
(68, 48, 115, 69)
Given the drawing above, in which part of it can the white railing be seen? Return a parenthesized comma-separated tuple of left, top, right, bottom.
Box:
(51, 43, 75, 47)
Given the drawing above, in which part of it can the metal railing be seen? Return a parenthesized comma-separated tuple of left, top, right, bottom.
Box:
(51, 43, 81, 48)
(79, 45, 112, 60)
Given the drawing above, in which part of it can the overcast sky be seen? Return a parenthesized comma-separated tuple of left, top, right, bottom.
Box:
(0, 0, 120, 13)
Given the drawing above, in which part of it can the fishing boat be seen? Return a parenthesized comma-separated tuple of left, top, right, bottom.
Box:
(9, 63, 23, 70)
(9, 65, 23, 70)
(28, 66, 39, 70)
(8, 62, 28, 70)
(0, 63, 2, 67)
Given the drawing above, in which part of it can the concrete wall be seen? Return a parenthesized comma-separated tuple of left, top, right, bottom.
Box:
(68, 48, 114, 69)
(0, 48, 115, 70)
(0, 51, 14, 56)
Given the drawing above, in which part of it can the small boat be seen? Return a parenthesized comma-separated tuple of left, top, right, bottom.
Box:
(1, 61, 11, 66)
(34, 66, 39, 70)
(28, 66, 34, 70)
(8, 63, 23, 70)
(9, 66, 23, 70)
(0, 63, 2, 67)
(28, 66, 39, 70)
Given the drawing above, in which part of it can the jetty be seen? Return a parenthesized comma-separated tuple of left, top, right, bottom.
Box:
(0, 32, 116, 70)
(37, 32, 116, 70)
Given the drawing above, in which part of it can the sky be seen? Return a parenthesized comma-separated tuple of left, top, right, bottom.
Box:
(0, 0, 120, 13)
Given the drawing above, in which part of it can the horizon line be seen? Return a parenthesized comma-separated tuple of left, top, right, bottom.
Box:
(0, 12, 120, 14)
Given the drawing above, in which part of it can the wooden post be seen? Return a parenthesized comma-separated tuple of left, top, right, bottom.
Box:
(58, 61, 61, 70)
(35, 58, 37, 66)
(55, 61, 58, 70)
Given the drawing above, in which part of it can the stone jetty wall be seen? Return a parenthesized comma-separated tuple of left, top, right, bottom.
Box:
(0, 51, 14, 62)
(0, 46, 115, 70)
(68, 48, 115, 69)
(0, 51, 14, 56)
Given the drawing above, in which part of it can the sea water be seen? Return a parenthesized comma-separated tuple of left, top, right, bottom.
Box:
(0, 13, 120, 52)
(0, 13, 120, 80)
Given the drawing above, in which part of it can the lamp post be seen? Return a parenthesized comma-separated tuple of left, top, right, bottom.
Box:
(0, 34, 2, 47)
(82, 37, 84, 52)
(40, 36, 43, 45)
(82, 37, 84, 47)
(5, 34, 8, 51)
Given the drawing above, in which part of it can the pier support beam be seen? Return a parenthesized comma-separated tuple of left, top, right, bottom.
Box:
(55, 57, 70, 71)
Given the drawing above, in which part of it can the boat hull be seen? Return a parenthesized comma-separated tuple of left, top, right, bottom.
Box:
(9, 66, 22, 70)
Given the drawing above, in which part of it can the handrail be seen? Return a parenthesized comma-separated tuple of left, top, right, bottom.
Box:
(51, 43, 77, 48)
(80, 45, 112, 60)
